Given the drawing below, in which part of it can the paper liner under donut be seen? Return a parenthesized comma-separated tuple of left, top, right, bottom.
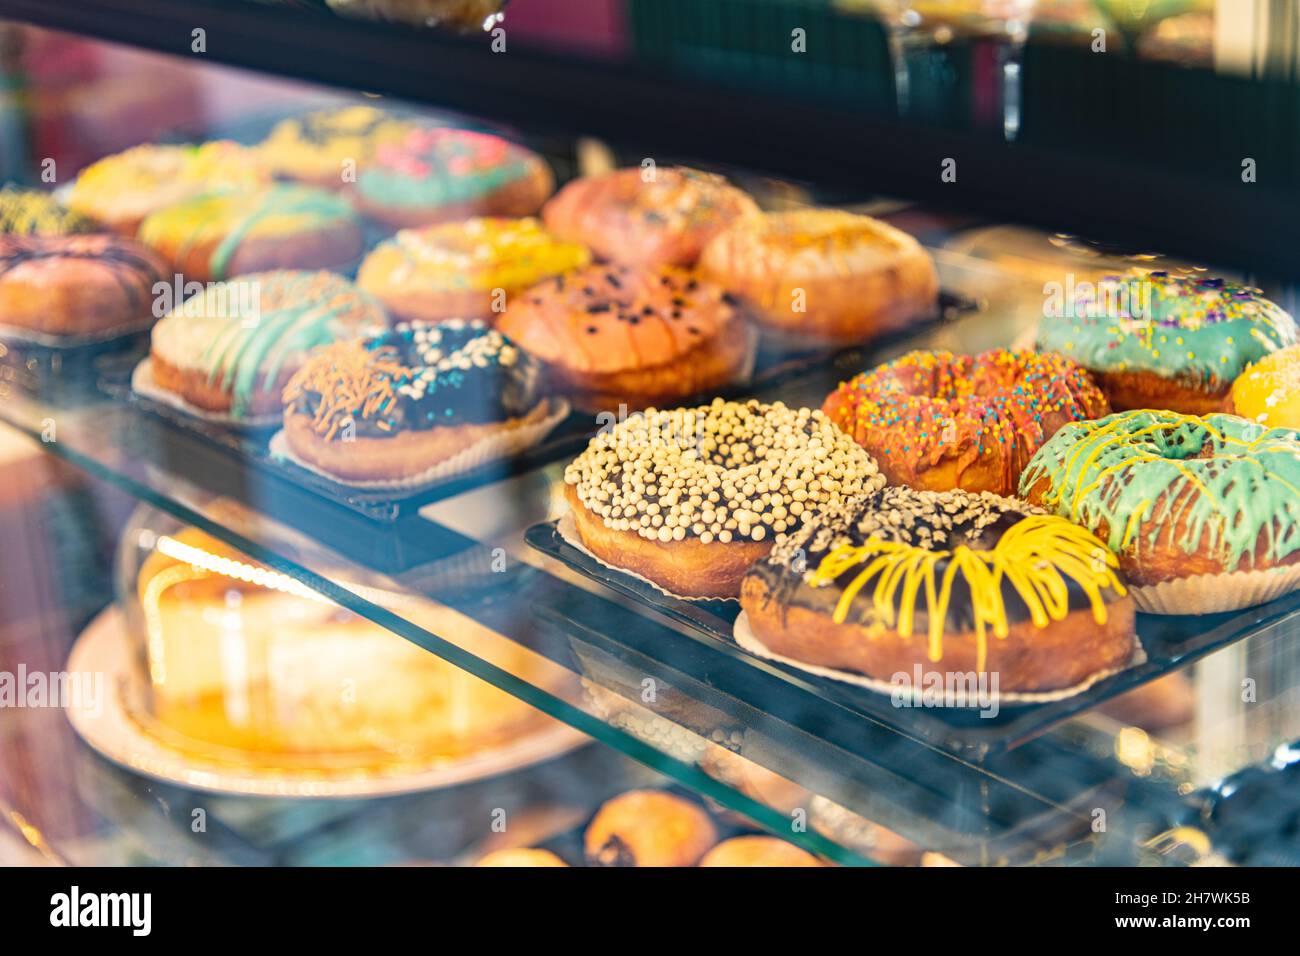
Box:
(277, 399, 566, 487)
(738, 575, 1138, 694)
(1128, 564, 1300, 615)
(560, 489, 769, 600)
(131, 358, 282, 428)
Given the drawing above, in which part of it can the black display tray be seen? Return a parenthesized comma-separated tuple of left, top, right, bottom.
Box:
(525, 518, 1300, 756)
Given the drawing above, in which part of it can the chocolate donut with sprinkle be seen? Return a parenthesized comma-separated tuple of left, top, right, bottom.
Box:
(741, 485, 1135, 692)
(282, 318, 552, 482)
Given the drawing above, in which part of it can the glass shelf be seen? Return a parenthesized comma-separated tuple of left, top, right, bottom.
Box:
(8, 241, 1295, 867)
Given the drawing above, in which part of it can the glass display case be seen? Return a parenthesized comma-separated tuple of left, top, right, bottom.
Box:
(1, 0, 1299, 873)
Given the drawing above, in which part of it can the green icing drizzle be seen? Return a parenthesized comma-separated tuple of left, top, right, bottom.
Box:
(1037, 270, 1298, 386)
(208, 186, 355, 281)
(192, 272, 381, 416)
(1019, 410, 1300, 571)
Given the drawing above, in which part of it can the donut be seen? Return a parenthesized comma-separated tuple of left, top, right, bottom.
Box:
(0, 185, 95, 235)
(1229, 343, 1300, 430)
(257, 105, 416, 188)
(356, 217, 589, 323)
(138, 185, 364, 282)
(1019, 410, 1300, 611)
(698, 209, 939, 345)
(0, 234, 168, 337)
(149, 270, 386, 419)
(67, 142, 268, 235)
(498, 263, 752, 411)
(1036, 269, 1298, 415)
(541, 166, 759, 268)
(821, 348, 1109, 497)
(740, 486, 1136, 692)
(562, 399, 886, 598)
(698, 836, 824, 867)
(350, 127, 554, 228)
(474, 848, 568, 867)
(584, 791, 718, 866)
(282, 318, 550, 482)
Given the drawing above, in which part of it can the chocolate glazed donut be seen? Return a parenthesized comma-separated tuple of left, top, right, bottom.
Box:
(741, 486, 1136, 692)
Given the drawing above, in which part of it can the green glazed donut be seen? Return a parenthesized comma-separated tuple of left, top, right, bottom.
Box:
(1019, 410, 1300, 595)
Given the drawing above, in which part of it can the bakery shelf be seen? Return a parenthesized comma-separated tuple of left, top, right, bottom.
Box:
(3, 244, 1279, 865)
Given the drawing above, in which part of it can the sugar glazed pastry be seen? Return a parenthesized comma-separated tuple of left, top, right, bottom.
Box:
(148, 270, 386, 420)
(138, 185, 364, 282)
(584, 790, 719, 866)
(1020, 410, 1300, 613)
(0, 185, 95, 235)
(741, 486, 1135, 692)
(498, 263, 751, 411)
(1036, 269, 1298, 415)
(282, 318, 551, 482)
(542, 166, 759, 268)
(351, 127, 554, 228)
(821, 348, 1109, 496)
(698, 836, 824, 867)
(0, 234, 168, 337)
(257, 105, 416, 188)
(356, 217, 589, 323)
(1229, 343, 1300, 430)
(699, 208, 939, 345)
(563, 399, 886, 598)
(67, 141, 268, 235)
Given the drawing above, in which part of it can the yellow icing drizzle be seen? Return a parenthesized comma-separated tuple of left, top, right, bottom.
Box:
(807, 515, 1126, 671)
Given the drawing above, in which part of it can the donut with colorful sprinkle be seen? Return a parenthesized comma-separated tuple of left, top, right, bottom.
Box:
(821, 348, 1109, 497)
(1036, 268, 1298, 415)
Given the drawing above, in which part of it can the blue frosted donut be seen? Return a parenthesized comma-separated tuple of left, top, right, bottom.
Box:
(1036, 269, 1297, 415)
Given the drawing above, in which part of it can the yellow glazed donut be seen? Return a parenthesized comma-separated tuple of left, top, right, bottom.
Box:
(257, 105, 416, 188)
(67, 142, 268, 236)
(1230, 344, 1300, 430)
(356, 217, 589, 322)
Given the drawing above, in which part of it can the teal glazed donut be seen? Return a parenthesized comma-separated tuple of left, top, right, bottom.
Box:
(1036, 269, 1297, 415)
(1019, 410, 1300, 607)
